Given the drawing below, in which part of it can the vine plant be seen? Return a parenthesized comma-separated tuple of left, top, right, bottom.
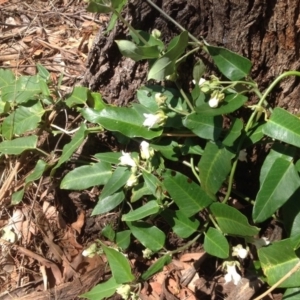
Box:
(1, 0, 300, 299)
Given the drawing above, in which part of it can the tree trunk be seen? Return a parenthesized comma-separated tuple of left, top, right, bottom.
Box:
(81, 0, 300, 110)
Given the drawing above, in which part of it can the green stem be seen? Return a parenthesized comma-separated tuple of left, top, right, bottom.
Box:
(145, 0, 202, 45)
(111, 7, 150, 46)
(176, 47, 201, 65)
(223, 71, 300, 203)
(176, 82, 195, 112)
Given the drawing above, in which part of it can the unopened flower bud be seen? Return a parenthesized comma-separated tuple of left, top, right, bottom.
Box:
(151, 29, 162, 39)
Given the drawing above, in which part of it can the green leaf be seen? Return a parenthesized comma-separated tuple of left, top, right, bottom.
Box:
(116, 40, 160, 61)
(60, 162, 112, 190)
(263, 108, 300, 148)
(92, 106, 163, 139)
(80, 277, 121, 300)
(151, 141, 180, 161)
(183, 113, 223, 140)
(101, 243, 135, 284)
(11, 190, 24, 205)
(92, 191, 125, 216)
(0, 135, 37, 155)
(198, 142, 233, 195)
(94, 152, 121, 164)
(5, 75, 42, 103)
(165, 31, 189, 60)
(222, 118, 243, 147)
(102, 224, 115, 241)
(210, 202, 260, 236)
(206, 45, 252, 80)
(127, 221, 165, 252)
(282, 190, 300, 250)
(258, 239, 300, 288)
(147, 56, 174, 81)
(0, 69, 15, 89)
(204, 227, 229, 259)
(243, 122, 265, 147)
(36, 64, 50, 80)
(52, 124, 87, 173)
(65, 86, 89, 107)
(195, 94, 248, 116)
(122, 201, 160, 221)
(2, 101, 45, 139)
(259, 143, 295, 184)
(283, 287, 300, 300)
(142, 171, 164, 200)
(100, 167, 131, 200)
(141, 254, 172, 281)
(163, 169, 213, 217)
(105, 0, 127, 33)
(116, 230, 131, 250)
(130, 30, 164, 49)
(253, 157, 300, 223)
(87, 0, 112, 13)
(131, 183, 151, 203)
(161, 209, 200, 238)
(25, 159, 48, 184)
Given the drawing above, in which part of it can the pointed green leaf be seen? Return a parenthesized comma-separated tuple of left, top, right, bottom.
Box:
(80, 277, 121, 300)
(210, 202, 260, 236)
(142, 171, 163, 199)
(195, 94, 248, 116)
(263, 108, 300, 148)
(163, 169, 213, 217)
(91, 106, 162, 139)
(198, 142, 233, 195)
(102, 224, 116, 241)
(222, 118, 243, 147)
(165, 31, 189, 60)
(26, 159, 48, 184)
(122, 201, 160, 221)
(283, 287, 300, 300)
(60, 162, 112, 190)
(92, 191, 125, 216)
(161, 209, 200, 238)
(206, 45, 252, 80)
(258, 239, 300, 288)
(131, 183, 151, 203)
(101, 243, 135, 284)
(253, 158, 300, 223)
(183, 113, 223, 140)
(204, 227, 229, 259)
(141, 254, 172, 281)
(94, 152, 121, 164)
(100, 167, 131, 200)
(11, 190, 25, 205)
(2, 101, 45, 139)
(0, 135, 37, 155)
(127, 221, 165, 252)
(116, 230, 131, 250)
(147, 56, 174, 81)
(65, 86, 88, 107)
(52, 124, 87, 173)
(116, 40, 160, 61)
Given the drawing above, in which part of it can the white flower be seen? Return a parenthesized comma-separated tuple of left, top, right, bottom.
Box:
(252, 237, 270, 249)
(193, 77, 207, 86)
(126, 173, 138, 187)
(116, 284, 131, 300)
(208, 96, 219, 108)
(119, 151, 137, 167)
(140, 141, 154, 160)
(232, 244, 248, 259)
(238, 149, 247, 162)
(143, 113, 161, 129)
(142, 248, 153, 259)
(155, 93, 167, 105)
(224, 264, 241, 285)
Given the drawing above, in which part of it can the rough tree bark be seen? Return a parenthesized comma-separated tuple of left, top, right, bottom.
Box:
(81, 0, 300, 110)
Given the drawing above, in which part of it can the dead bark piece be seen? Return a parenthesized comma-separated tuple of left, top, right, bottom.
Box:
(226, 276, 264, 300)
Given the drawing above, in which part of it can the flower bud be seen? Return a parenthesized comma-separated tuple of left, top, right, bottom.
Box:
(151, 29, 162, 39)
(143, 110, 167, 129)
(140, 141, 154, 160)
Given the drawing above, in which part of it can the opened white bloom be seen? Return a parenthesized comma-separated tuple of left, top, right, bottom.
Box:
(193, 77, 207, 86)
(232, 244, 248, 259)
(140, 141, 154, 160)
(119, 151, 137, 167)
(224, 263, 241, 285)
(238, 149, 247, 162)
(143, 111, 167, 129)
(126, 173, 138, 187)
(208, 96, 219, 108)
(116, 284, 131, 300)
